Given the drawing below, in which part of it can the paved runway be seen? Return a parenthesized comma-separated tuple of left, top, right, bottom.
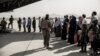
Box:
(0, 32, 94, 56)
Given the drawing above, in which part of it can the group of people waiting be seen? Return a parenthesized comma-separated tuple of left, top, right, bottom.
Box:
(53, 11, 100, 56)
(54, 15, 78, 44)
(0, 11, 100, 55)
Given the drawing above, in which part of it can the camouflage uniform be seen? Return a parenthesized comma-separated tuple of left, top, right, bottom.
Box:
(41, 19, 51, 48)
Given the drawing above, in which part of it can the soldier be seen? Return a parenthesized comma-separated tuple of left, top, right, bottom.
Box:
(41, 14, 52, 49)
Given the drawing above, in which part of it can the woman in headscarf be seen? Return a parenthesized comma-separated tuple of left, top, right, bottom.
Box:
(61, 15, 69, 40)
(68, 15, 77, 44)
(54, 17, 62, 37)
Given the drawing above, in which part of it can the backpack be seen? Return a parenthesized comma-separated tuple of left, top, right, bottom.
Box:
(41, 20, 51, 29)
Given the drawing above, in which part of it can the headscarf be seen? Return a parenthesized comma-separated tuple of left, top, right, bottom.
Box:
(54, 18, 62, 27)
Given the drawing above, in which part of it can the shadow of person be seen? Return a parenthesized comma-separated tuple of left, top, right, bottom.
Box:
(63, 51, 90, 56)
(50, 40, 70, 51)
(10, 47, 46, 56)
(62, 47, 96, 56)
(54, 44, 79, 54)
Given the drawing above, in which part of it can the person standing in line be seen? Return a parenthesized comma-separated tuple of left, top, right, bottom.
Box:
(54, 17, 58, 37)
(27, 17, 32, 32)
(77, 16, 83, 46)
(17, 17, 22, 31)
(79, 14, 88, 53)
(89, 11, 100, 55)
(50, 18, 54, 33)
(23, 17, 26, 32)
(61, 15, 69, 40)
(54, 18, 62, 37)
(38, 17, 42, 32)
(68, 15, 77, 44)
(88, 11, 99, 50)
(0, 17, 7, 32)
(90, 20, 99, 56)
(41, 14, 52, 49)
(32, 17, 36, 32)
(88, 11, 99, 34)
(8, 15, 14, 29)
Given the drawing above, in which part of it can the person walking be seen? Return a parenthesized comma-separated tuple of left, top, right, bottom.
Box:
(41, 14, 52, 49)
(32, 17, 36, 32)
(8, 15, 14, 29)
(17, 17, 22, 31)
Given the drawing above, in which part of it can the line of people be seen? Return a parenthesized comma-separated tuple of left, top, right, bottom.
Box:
(53, 11, 100, 55)
(0, 16, 37, 32)
(17, 16, 37, 32)
(0, 12, 100, 55)
(54, 15, 76, 44)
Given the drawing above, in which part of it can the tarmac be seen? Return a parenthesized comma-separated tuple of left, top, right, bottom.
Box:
(0, 32, 96, 56)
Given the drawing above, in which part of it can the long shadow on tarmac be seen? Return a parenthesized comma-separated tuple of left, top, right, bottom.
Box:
(1, 32, 91, 56)
(10, 35, 69, 56)
(63, 52, 89, 56)
(10, 35, 80, 56)
(10, 47, 46, 56)
(0, 32, 42, 48)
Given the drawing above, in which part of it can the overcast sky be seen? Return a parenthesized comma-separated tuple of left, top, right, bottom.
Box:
(0, 0, 100, 18)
